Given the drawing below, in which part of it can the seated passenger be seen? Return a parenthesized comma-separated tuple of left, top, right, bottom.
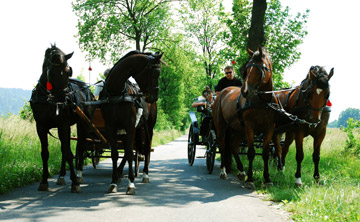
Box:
(192, 86, 214, 109)
(93, 68, 111, 100)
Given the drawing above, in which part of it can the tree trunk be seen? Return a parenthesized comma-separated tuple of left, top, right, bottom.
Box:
(247, 0, 267, 51)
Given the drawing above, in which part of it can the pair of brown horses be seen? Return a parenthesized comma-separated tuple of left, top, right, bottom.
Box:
(212, 46, 333, 189)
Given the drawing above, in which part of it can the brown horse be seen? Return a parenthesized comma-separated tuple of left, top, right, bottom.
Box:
(274, 66, 333, 186)
(212, 46, 276, 189)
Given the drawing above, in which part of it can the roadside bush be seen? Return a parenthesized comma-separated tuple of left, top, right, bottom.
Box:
(19, 101, 34, 122)
(341, 118, 360, 157)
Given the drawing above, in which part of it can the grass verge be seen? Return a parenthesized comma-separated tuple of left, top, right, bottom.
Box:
(232, 128, 360, 221)
(0, 115, 184, 194)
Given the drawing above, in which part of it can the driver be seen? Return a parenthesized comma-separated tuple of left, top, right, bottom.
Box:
(214, 65, 242, 96)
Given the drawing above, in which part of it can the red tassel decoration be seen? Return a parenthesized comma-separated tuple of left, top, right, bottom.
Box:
(47, 81, 53, 91)
(326, 100, 332, 107)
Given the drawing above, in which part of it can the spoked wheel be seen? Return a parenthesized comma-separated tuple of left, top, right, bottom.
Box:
(206, 130, 216, 174)
(188, 125, 196, 166)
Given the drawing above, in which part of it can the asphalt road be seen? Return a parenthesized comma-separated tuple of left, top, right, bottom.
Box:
(0, 135, 290, 222)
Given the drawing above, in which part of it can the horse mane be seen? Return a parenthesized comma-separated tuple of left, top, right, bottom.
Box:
(106, 50, 154, 81)
(302, 66, 329, 89)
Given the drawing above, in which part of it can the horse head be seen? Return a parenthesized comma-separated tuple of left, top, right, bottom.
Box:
(241, 46, 273, 98)
(132, 52, 164, 103)
(301, 65, 333, 123)
(44, 44, 74, 101)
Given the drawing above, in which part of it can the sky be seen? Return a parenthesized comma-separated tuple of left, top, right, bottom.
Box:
(0, 0, 359, 122)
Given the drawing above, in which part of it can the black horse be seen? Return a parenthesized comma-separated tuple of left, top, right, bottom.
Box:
(30, 44, 93, 193)
(99, 51, 163, 194)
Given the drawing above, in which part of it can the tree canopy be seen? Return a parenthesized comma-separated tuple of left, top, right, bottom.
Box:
(72, 0, 309, 130)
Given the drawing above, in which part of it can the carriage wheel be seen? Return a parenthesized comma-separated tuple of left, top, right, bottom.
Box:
(187, 125, 196, 166)
(206, 130, 216, 174)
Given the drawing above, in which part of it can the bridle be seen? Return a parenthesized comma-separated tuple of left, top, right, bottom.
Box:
(290, 76, 329, 127)
(244, 59, 271, 98)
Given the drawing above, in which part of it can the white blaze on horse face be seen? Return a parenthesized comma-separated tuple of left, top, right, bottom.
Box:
(316, 88, 323, 95)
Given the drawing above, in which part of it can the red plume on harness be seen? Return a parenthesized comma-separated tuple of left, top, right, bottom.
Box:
(46, 81, 53, 91)
(326, 100, 332, 107)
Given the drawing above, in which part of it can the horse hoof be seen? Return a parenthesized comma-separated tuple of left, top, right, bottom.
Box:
(295, 177, 302, 187)
(295, 182, 302, 188)
(71, 185, 81, 193)
(264, 182, 274, 188)
(142, 177, 150, 183)
(126, 187, 136, 195)
(245, 181, 255, 190)
(107, 184, 117, 193)
(237, 172, 246, 181)
(116, 178, 122, 185)
(38, 183, 49, 191)
(56, 177, 66, 185)
(220, 173, 227, 180)
(76, 177, 84, 184)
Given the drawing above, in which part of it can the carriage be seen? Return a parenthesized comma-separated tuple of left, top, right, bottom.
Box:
(71, 105, 143, 176)
(187, 90, 281, 175)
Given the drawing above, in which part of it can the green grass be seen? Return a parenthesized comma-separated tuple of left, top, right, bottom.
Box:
(0, 115, 184, 194)
(232, 128, 360, 221)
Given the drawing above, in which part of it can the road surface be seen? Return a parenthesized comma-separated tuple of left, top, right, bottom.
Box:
(0, 135, 290, 222)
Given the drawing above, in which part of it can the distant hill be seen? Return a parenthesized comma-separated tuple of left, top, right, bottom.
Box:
(0, 88, 32, 116)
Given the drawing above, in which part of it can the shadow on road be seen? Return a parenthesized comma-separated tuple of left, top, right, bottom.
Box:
(0, 154, 254, 221)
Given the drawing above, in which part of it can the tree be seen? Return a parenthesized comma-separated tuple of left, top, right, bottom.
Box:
(155, 34, 206, 130)
(179, 0, 228, 88)
(337, 108, 360, 127)
(72, 0, 173, 63)
(247, 0, 267, 51)
(223, 0, 309, 88)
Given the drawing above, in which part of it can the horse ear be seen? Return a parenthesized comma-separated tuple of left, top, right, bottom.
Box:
(65, 52, 74, 61)
(309, 67, 316, 80)
(246, 48, 254, 57)
(155, 52, 168, 66)
(258, 45, 263, 57)
(328, 68, 334, 80)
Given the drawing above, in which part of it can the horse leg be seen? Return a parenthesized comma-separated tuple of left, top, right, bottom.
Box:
(58, 124, 80, 193)
(262, 131, 274, 187)
(125, 129, 136, 195)
(107, 128, 119, 193)
(230, 134, 245, 181)
(313, 130, 326, 182)
(281, 132, 295, 171)
(36, 124, 50, 191)
(245, 127, 256, 190)
(75, 123, 87, 184)
(271, 134, 283, 171)
(117, 154, 126, 183)
(294, 132, 305, 187)
(142, 152, 151, 183)
(218, 134, 228, 179)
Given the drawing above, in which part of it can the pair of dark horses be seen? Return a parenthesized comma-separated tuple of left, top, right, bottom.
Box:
(31, 44, 163, 194)
(213, 46, 333, 189)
